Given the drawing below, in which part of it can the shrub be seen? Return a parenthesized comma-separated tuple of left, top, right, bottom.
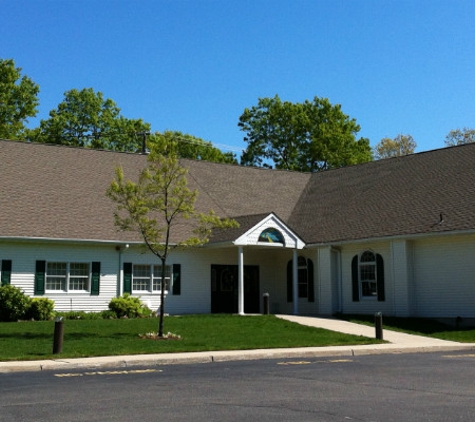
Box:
(108, 294, 153, 318)
(56, 311, 103, 320)
(0, 285, 31, 322)
(99, 309, 117, 319)
(27, 297, 55, 321)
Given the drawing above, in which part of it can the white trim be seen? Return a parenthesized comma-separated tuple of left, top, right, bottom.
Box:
(305, 228, 475, 248)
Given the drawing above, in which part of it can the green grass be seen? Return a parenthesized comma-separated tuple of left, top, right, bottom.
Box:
(338, 314, 475, 343)
(0, 314, 381, 361)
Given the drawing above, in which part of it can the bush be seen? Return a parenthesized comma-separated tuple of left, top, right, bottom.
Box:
(0, 285, 31, 322)
(27, 297, 55, 321)
(56, 311, 103, 320)
(108, 294, 153, 319)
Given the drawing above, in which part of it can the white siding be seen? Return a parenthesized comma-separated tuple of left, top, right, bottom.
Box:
(413, 234, 475, 318)
(390, 240, 414, 317)
(317, 247, 332, 315)
(1, 241, 119, 312)
(340, 242, 394, 315)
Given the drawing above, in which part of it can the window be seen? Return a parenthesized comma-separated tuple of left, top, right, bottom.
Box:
(258, 228, 285, 244)
(286, 256, 314, 302)
(351, 251, 385, 302)
(297, 256, 308, 298)
(132, 264, 171, 293)
(359, 251, 377, 297)
(46, 262, 90, 292)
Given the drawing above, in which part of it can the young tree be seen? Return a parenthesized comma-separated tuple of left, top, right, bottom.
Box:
(239, 95, 372, 171)
(29, 87, 150, 151)
(444, 128, 475, 147)
(107, 139, 238, 337)
(373, 134, 416, 160)
(149, 130, 237, 164)
(0, 58, 39, 140)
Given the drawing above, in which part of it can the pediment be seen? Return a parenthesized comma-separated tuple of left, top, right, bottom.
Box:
(233, 213, 305, 249)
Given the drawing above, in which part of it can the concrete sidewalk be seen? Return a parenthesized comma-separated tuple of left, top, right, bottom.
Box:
(1, 315, 474, 373)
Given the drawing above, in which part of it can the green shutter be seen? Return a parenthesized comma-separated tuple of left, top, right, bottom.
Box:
(1, 260, 12, 286)
(286, 260, 293, 302)
(172, 264, 181, 295)
(351, 255, 359, 302)
(91, 262, 101, 296)
(35, 260, 46, 295)
(376, 254, 385, 302)
(307, 259, 314, 302)
(123, 262, 132, 294)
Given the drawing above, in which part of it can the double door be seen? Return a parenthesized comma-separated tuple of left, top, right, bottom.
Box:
(211, 265, 260, 313)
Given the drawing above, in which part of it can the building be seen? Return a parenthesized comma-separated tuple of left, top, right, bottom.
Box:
(1, 139, 475, 321)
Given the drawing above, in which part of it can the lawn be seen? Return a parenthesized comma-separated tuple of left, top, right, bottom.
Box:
(0, 314, 381, 361)
(339, 314, 475, 343)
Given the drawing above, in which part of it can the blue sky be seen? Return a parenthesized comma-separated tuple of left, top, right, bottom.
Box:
(2, 0, 474, 155)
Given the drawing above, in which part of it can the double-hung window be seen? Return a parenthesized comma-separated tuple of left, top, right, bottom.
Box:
(46, 262, 90, 292)
(351, 251, 385, 302)
(132, 264, 171, 293)
(359, 251, 377, 297)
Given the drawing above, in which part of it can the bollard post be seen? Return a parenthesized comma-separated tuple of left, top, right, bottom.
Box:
(374, 312, 383, 340)
(263, 293, 270, 315)
(53, 317, 64, 354)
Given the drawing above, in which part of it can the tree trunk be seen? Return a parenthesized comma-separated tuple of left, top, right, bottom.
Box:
(158, 257, 166, 337)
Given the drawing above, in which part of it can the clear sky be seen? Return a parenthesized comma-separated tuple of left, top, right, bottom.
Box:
(2, 0, 474, 155)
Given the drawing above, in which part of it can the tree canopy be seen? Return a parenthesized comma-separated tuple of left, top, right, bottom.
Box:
(107, 138, 238, 336)
(444, 128, 475, 147)
(0, 58, 39, 140)
(373, 134, 416, 160)
(28, 88, 150, 151)
(149, 130, 237, 164)
(238, 95, 372, 172)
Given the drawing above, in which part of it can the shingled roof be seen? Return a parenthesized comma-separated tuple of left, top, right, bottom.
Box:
(1, 139, 474, 246)
(289, 143, 475, 244)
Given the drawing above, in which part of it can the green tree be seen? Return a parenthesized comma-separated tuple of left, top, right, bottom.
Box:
(107, 138, 238, 337)
(444, 128, 475, 147)
(373, 134, 416, 160)
(29, 88, 150, 151)
(149, 130, 237, 164)
(0, 58, 39, 140)
(238, 95, 372, 171)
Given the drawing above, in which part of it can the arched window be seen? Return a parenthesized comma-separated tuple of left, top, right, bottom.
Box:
(258, 228, 285, 244)
(359, 251, 377, 297)
(351, 251, 385, 302)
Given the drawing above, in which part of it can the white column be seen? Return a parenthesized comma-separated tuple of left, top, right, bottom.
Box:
(293, 249, 299, 315)
(238, 246, 245, 315)
(118, 248, 123, 297)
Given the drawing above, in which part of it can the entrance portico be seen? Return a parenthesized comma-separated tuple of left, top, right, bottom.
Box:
(231, 213, 305, 315)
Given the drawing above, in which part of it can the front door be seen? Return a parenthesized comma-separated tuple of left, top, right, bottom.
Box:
(211, 265, 260, 313)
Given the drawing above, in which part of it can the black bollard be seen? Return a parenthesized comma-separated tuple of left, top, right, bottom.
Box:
(263, 293, 270, 315)
(375, 312, 383, 340)
(53, 317, 64, 354)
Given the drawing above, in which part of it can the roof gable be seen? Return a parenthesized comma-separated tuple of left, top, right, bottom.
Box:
(233, 213, 305, 249)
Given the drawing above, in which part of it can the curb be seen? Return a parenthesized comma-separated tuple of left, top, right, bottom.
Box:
(2, 343, 475, 373)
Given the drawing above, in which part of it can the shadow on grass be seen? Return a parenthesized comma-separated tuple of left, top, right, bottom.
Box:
(64, 332, 133, 340)
(336, 314, 475, 334)
(0, 333, 51, 340)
